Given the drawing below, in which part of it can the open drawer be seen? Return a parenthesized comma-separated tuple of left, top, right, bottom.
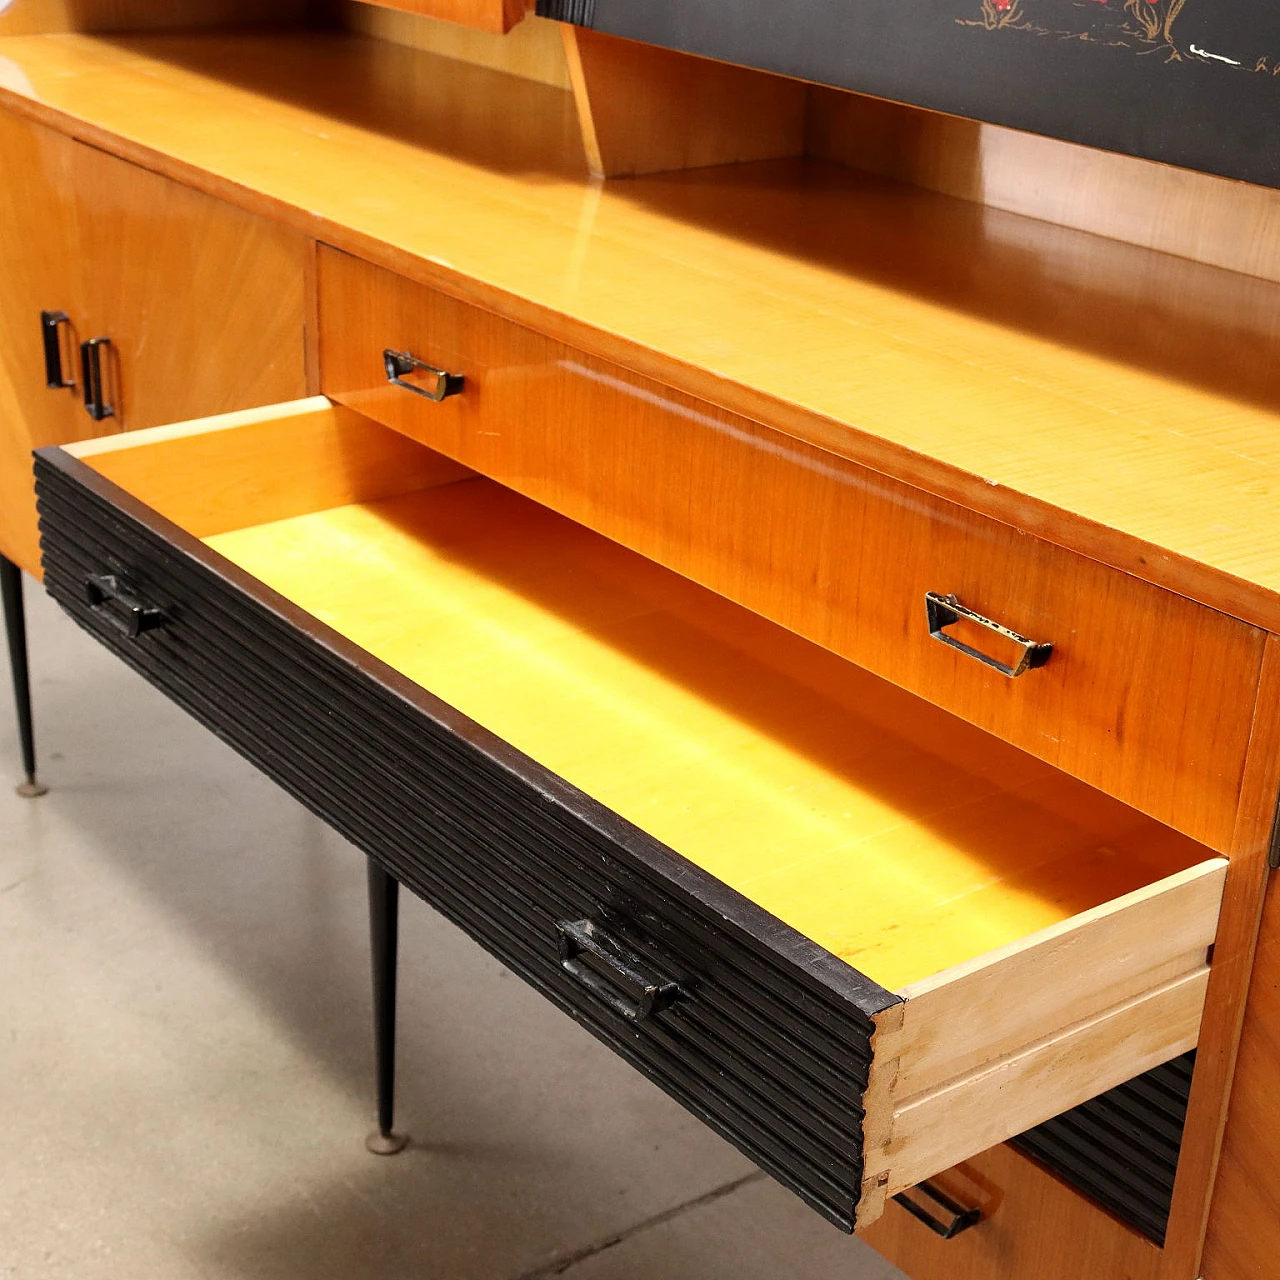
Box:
(34, 398, 1226, 1232)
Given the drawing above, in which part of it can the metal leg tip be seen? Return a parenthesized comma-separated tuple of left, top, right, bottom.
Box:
(365, 1130, 409, 1156)
(16, 778, 48, 798)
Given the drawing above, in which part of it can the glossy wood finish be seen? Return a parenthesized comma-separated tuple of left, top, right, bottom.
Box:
(0, 111, 89, 573)
(563, 26, 806, 178)
(70, 141, 309, 434)
(65, 403, 1216, 994)
(5, 35, 1280, 635)
(320, 248, 1264, 853)
(0, 115, 308, 575)
(2, 20, 1269, 1269)
(355, 0, 527, 36)
(860, 1144, 1162, 1280)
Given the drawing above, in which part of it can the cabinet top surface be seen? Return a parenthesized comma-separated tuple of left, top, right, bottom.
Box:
(5, 29, 1280, 628)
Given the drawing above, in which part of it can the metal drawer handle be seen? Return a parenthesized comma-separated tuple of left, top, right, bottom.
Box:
(556, 918, 681, 1023)
(80, 337, 115, 421)
(925, 591, 1052, 678)
(84, 574, 166, 639)
(892, 1180, 982, 1239)
(41, 310, 74, 389)
(383, 349, 464, 402)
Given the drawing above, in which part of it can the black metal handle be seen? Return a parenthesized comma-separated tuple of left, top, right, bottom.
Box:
(557, 918, 681, 1023)
(892, 1181, 982, 1239)
(84, 574, 165, 639)
(80, 337, 115, 421)
(383, 348, 464, 402)
(925, 591, 1052, 678)
(41, 310, 73, 389)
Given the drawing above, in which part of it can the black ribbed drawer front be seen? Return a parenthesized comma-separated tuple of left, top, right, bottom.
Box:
(35, 449, 898, 1232)
(1012, 1051, 1195, 1246)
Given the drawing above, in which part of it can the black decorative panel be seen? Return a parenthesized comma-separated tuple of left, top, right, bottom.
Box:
(1013, 1051, 1195, 1245)
(542, 0, 1280, 189)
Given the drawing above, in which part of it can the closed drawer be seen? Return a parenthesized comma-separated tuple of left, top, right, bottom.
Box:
(318, 248, 1264, 853)
(859, 1143, 1162, 1280)
(1010, 1050, 1195, 1246)
(36, 399, 1226, 1231)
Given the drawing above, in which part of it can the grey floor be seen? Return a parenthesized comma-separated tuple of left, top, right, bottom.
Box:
(0, 581, 906, 1280)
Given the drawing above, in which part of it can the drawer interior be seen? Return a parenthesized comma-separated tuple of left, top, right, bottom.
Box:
(68, 399, 1220, 994)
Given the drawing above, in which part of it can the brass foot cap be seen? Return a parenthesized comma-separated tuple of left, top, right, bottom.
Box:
(365, 1130, 409, 1156)
(16, 780, 48, 799)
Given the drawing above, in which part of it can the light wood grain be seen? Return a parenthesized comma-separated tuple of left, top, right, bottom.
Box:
(0, 110, 86, 573)
(858, 860, 1224, 1229)
(351, 0, 526, 36)
(807, 85, 1280, 286)
(3, 34, 1280, 636)
(859, 1143, 1161, 1280)
(319, 248, 1264, 853)
(71, 411, 1214, 992)
(337, 2, 568, 86)
(563, 25, 805, 178)
(70, 139, 309, 434)
(69, 397, 473, 535)
(896, 859, 1226, 1098)
(0, 114, 308, 574)
(876, 966, 1211, 1204)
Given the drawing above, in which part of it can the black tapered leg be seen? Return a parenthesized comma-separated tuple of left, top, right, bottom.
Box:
(1, 555, 46, 799)
(366, 857, 409, 1155)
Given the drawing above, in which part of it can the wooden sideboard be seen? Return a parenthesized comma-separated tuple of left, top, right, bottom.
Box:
(4, 4, 1280, 1277)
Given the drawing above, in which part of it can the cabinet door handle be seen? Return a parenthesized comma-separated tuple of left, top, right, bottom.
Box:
(557, 918, 681, 1023)
(41, 310, 74, 389)
(84, 573, 166, 638)
(925, 592, 1052, 678)
(79, 337, 115, 421)
(892, 1181, 982, 1239)
(383, 348, 464, 402)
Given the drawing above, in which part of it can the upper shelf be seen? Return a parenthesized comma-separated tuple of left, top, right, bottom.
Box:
(543, 0, 1280, 191)
(3, 29, 1280, 629)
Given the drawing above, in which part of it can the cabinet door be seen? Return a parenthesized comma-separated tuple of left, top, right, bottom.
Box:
(72, 142, 309, 436)
(0, 113, 86, 572)
(859, 1145, 1161, 1280)
(0, 121, 310, 576)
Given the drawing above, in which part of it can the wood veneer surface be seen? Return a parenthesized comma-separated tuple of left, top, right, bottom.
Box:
(200, 477, 1208, 991)
(859, 1143, 1161, 1280)
(3, 34, 1280, 629)
(1201, 864, 1280, 1279)
(0, 110, 83, 572)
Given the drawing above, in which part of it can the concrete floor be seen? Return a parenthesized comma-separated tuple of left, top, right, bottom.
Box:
(0, 581, 906, 1280)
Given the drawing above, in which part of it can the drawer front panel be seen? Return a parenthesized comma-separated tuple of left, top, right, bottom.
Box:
(35, 450, 896, 1232)
(858, 1142, 1161, 1280)
(319, 249, 1264, 851)
(1011, 1051, 1194, 1247)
